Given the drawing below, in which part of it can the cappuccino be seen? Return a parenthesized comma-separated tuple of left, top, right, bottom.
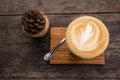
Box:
(65, 16, 109, 59)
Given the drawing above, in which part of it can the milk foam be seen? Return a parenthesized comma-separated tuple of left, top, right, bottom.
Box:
(71, 21, 100, 51)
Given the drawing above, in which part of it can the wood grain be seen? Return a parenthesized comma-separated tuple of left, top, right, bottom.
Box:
(0, 14, 120, 79)
(50, 27, 105, 64)
(0, 0, 120, 15)
(0, 78, 120, 80)
(0, 0, 120, 79)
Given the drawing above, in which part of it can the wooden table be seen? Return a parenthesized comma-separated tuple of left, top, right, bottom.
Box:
(0, 0, 120, 80)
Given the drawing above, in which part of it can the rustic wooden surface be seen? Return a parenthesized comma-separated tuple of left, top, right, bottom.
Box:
(0, 0, 120, 80)
(50, 27, 105, 64)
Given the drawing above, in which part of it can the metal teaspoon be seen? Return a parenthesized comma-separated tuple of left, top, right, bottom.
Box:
(44, 38, 65, 61)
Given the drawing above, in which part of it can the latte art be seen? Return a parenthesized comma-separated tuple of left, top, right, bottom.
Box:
(71, 21, 100, 51)
(65, 16, 109, 59)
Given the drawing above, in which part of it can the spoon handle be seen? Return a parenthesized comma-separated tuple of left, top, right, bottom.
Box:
(44, 38, 65, 61)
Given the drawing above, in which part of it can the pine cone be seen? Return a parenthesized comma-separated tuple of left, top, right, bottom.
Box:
(22, 10, 46, 34)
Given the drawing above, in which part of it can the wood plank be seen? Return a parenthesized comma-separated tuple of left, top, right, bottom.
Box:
(1, 63, 120, 78)
(0, 78, 120, 80)
(0, 43, 119, 65)
(1, 67, 120, 78)
(0, 14, 119, 63)
(50, 27, 105, 64)
(0, 13, 120, 33)
(0, 13, 119, 78)
(0, 0, 120, 15)
(25, 69, 120, 78)
(0, 39, 120, 77)
(0, 50, 120, 78)
(0, 13, 120, 44)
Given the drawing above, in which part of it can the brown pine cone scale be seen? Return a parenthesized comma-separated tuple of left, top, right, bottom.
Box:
(22, 10, 46, 34)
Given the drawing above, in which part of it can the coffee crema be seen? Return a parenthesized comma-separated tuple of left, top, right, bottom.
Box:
(65, 16, 109, 59)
